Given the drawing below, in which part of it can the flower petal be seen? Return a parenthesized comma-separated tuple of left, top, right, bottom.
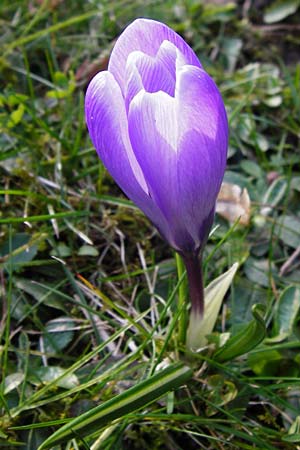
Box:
(126, 49, 174, 96)
(85, 71, 147, 195)
(127, 66, 228, 252)
(128, 90, 194, 251)
(109, 18, 201, 93)
(125, 40, 187, 103)
(125, 40, 188, 112)
(85, 71, 171, 238)
(125, 63, 143, 113)
(176, 66, 228, 246)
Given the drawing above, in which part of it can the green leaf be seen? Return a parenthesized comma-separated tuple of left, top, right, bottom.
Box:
(8, 103, 25, 128)
(256, 133, 269, 152)
(4, 373, 25, 395)
(0, 233, 38, 272)
(263, 0, 300, 24)
(30, 366, 79, 390)
(283, 416, 300, 443)
(244, 258, 272, 287)
(291, 176, 300, 192)
(78, 245, 99, 256)
(240, 160, 263, 179)
(7, 93, 28, 106)
(248, 348, 282, 375)
(214, 304, 266, 362)
(268, 286, 300, 342)
(186, 263, 239, 351)
(221, 37, 242, 73)
(229, 279, 266, 328)
(15, 278, 66, 311)
(50, 243, 72, 257)
(261, 177, 288, 216)
(47, 71, 76, 99)
(37, 362, 193, 449)
(202, 2, 236, 23)
(275, 215, 300, 248)
(41, 317, 75, 354)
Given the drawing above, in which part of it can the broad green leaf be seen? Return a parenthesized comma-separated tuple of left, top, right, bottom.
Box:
(41, 317, 75, 354)
(268, 286, 300, 342)
(248, 349, 282, 375)
(244, 258, 271, 287)
(0, 233, 38, 272)
(186, 263, 239, 351)
(240, 160, 263, 179)
(10, 292, 30, 320)
(15, 278, 66, 311)
(37, 362, 193, 449)
(78, 245, 99, 256)
(291, 176, 300, 192)
(256, 133, 269, 152)
(275, 215, 300, 248)
(221, 37, 242, 73)
(264, 0, 300, 24)
(4, 373, 25, 394)
(30, 366, 79, 390)
(50, 243, 72, 257)
(261, 177, 288, 216)
(214, 304, 266, 362)
(224, 170, 251, 190)
(229, 279, 266, 329)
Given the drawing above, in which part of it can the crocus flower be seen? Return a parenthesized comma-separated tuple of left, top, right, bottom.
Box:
(85, 18, 228, 317)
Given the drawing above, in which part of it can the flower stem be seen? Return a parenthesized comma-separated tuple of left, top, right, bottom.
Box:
(182, 253, 204, 317)
(175, 253, 188, 345)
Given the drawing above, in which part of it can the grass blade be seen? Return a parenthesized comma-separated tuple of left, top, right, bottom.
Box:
(37, 362, 193, 449)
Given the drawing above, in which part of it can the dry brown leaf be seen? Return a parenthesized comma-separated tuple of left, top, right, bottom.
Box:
(216, 182, 251, 226)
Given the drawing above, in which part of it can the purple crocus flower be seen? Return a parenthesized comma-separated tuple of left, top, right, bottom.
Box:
(85, 18, 228, 317)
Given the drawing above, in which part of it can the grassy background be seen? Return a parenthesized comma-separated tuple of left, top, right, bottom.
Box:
(1, 0, 300, 448)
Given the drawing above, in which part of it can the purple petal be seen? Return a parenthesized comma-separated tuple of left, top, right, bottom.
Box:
(157, 40, 188, 79)
(85, 71, 171, 238)
(128, 90, 194, 251)
(124, 63, 143, 113)
(85, 71, 147, 195)
(124, 40, 186, 110)
(176, 66, 228, 246)
(125, 51, 174, 112)
(128, 89, 177, 182)
(109, 18, 201, 93)
(126, 49, 174, 96)
(128, 65, 228, 252)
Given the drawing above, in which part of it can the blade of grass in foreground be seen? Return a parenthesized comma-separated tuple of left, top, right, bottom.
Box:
(0, 211, 89, 224)
(37, 362, 193, 449)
